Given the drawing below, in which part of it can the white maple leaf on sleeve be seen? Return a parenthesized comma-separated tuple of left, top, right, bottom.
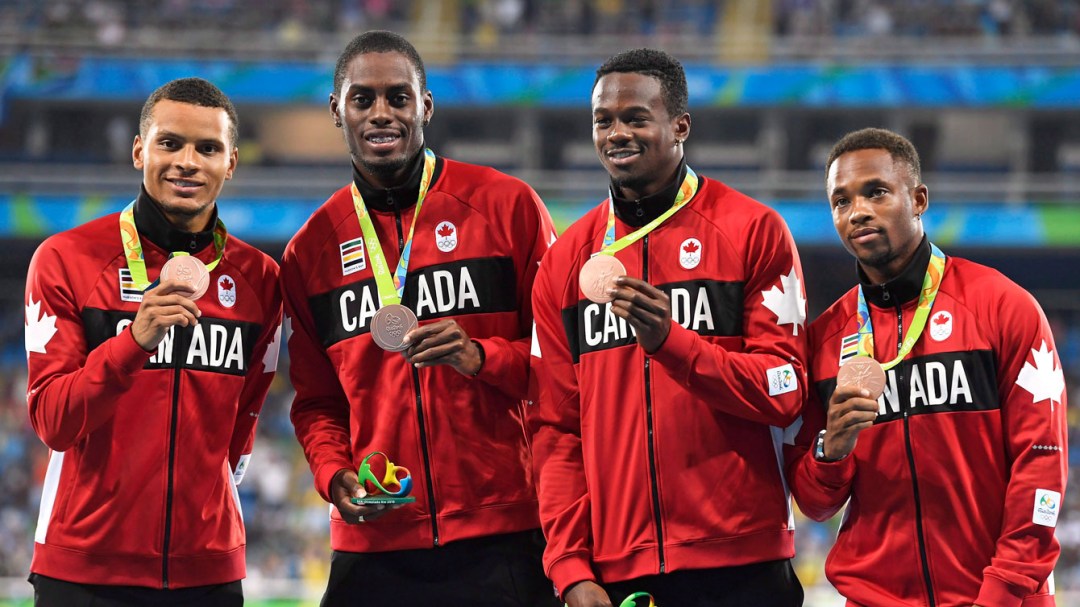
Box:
(761, 266, 807, 336)
(261, 321, 283, 373)
(1016, 340, 1066, 410)
(25, 295, 58, 355)
(283, 314, 294, 345)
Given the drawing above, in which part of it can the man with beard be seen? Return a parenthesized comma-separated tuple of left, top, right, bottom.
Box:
(280, 31, 558, 606)
(786, 128, 1065, 606)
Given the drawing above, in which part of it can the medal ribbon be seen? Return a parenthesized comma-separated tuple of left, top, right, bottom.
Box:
(119, 201, 228, 290)
(597, 166, 699, 255)
(350, 148, 437, 307)
(855, 242, 946, 370)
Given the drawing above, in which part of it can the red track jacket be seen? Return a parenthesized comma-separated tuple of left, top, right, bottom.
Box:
(282, 155, 556, 553)
(529, 171, 809, 595)
(786, 240, 1066, 607)
(26, 193, 282, 588)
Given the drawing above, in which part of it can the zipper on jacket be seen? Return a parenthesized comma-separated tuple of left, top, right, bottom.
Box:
(393, 220, 439, 547)
(388, 191, 405, 252)
(641, 234, 666, 573)
(894, 300, 936, 606)
(412, 367, 439, 546)
(162, 327, 185, 588)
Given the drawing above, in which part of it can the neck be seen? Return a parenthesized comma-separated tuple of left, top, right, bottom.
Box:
(860, 235, 925, 286)
(164, 209, 214, 234)
(615, 160, 682, 201)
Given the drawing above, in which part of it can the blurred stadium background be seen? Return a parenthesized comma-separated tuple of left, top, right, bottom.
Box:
(1, 0, 1079, 605)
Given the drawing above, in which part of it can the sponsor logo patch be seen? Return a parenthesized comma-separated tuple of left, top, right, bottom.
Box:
(767, 363, 798, 396)
(435, 221, 458, 252)
(929, 310, 952, 341)
(217, 275, 237, 308)
(340, 237, 366, 276)
(679, 237, 702, 269)
(119, 268, 143, 303)
(1034, 489, 1061, 527)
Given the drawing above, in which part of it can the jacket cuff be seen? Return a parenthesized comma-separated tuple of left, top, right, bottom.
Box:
(471, 336, 506, 383)
(110, 327, 156, 374)
(648, 322, 699, 370)
(808, 452, 857, 489)
(975, 572, 1027, 607)
(548, 553, 596, 600)
(315, 462, 355, 504)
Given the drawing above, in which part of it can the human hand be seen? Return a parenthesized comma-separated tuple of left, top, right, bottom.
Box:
(823, 384, 880, 460)
(130, 280, 201, 351)
(330, 469, 394, 524)
(565, 581, 613, 607)
(402, 319, 482, 376)
(608, 276, 671, 354)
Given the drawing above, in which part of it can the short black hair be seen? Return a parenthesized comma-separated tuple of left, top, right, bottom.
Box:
(334, 30, 427, 94)
(594, 48, 688, 118)
(826, 127, 922, 184)
(139, 77, 238, 147)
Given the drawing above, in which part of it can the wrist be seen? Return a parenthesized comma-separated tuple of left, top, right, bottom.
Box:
(814, 429, 848, 463)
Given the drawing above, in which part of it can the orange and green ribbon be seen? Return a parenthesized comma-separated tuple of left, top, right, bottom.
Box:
(350, 148, 437, 307)
(119, 201, 227, 290)
(597, 166, 699, 256)
(855, 242, 946, 370)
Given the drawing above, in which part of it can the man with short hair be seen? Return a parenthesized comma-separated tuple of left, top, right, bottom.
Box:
(281, 30, 558, 606)
(786, 127, 1066, 606)
(529, 48, 808, 607)
(25, 77, 282, 606)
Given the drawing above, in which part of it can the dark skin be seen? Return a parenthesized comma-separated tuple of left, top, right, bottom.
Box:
(823, 148, 928, 460)
(327, 50, 482, 524)
(586, 72, 690, 368)
(565, 72, 691, 607)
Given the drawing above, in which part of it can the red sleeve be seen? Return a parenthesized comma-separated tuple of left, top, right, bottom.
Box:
(281, 243, 355, 502)
(526, 246, 596, 596)
(975, 283, 1066, 607)
(227, 259, 283, 482)
(471, 184, 557, 399)
(649, 208, 809, 427)
(25, 238, 153, 452)
(783, 366, 855, 522)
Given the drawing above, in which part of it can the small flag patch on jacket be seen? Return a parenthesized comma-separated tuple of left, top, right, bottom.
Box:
(839, 333, 859, 363)
(119, 268, 143, 302)
(340, 238, 366, 276)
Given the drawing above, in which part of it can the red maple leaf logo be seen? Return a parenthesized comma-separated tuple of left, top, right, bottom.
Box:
(437, 224, 455, 238)
(933, 313, 948, 325)
(683, 241, 699, 254)
(220, 278, 234, 291)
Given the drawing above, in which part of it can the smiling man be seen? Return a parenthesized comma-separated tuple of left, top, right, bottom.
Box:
(528, 48, 808, 607)
(24, 77, 282, 606)
(280, 31, 558, 606)
(786, 128, 1066, 607)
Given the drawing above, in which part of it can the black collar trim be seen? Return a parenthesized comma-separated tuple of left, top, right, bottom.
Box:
(134, 187, 217, 254)
(351, 150, 445, 213)
(611, 161, 688, 228)
(857, 236, 932, 307)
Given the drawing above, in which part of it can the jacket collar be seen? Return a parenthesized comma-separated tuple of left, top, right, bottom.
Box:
(611, 161, 688, 228)
(858, 236, 931, 307)
(134, 186, 218, 254)
(351, 148, 444, 213)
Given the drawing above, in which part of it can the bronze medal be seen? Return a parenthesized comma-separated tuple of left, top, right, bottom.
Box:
(160, 255, 210, 301)
(836, 356, 887, 399)
(579, 255, 626, 304)
(371, 304, 418, 352)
